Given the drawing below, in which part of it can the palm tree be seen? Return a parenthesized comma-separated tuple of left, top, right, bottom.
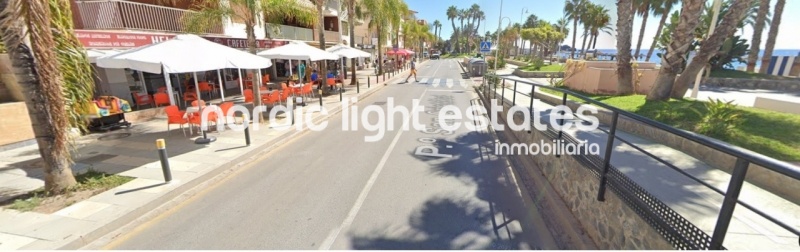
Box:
(458, 9, 468, 53)
(184, 0, 316, 54)
(587, 5, 611, 50)
(433, 20, 442, 41)
(617, 0, 635, 94)
(554, 17, 570, 49)
(363, 0, 401, 74)
(580, 3, 599, 59)
(344, 0, 359, 85)
(311, 0, 330, 82)
(0, 0, 97, 192)
(647, 0, 706, 101)
(446, 6, 458, 53)
(645, 0, 678, 62)
(633, 0, 651, 60)
(565, 0, 587, 59)
(759, 0, 785, 74)
(746, 0, 770, 72)
(671, 0, 756, 99)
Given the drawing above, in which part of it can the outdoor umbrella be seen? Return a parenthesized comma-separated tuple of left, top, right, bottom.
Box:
(257, 40, 339, 76)
(326, 43, 371, 59)
(326, 44, 371, 80)
(98, 34, 272, 104)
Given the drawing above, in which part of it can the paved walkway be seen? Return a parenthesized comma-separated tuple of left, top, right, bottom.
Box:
(488, 84, 800, 250)
(0, 64, 417, 249)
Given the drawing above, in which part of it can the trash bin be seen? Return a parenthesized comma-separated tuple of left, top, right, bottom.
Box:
(468, 58, 487, 77)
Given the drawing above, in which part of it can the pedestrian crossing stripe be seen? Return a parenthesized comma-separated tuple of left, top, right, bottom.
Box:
(431, 78, 441, 87)
(446, 79, 454, 88)
(419, 78, 429, 84)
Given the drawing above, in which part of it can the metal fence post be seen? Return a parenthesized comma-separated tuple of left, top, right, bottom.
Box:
(529, 86, 535, 122)
(710, 158, 750, 249)
(596, 111, 619, 201)
(501, 79, 506, 103)
(556, 93, 567, 158)
(512, 81, 517, 106)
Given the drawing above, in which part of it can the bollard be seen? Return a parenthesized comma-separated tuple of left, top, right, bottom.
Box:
(318, 89, 323, 107)
(339, 83, 343, 101)
(357, 79, 360, 93)
(244, 124, 251, 146)
(367, 75, 371, 88)
(156, 139, 172, 183)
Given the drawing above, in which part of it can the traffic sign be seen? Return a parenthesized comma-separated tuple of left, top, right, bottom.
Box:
(479, 41, 492, 53)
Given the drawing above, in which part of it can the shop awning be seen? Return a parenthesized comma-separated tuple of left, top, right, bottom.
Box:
(97, 34, 272, 74)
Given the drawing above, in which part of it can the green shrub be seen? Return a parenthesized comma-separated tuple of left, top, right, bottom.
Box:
(531, 57, 544, 71)
(692, 99, 742, 140)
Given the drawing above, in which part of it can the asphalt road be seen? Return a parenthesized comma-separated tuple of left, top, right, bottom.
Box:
(106, 59, 558, 249)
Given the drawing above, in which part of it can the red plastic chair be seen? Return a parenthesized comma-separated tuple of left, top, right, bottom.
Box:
(188, 106, 219, 132)
(165, 105, 189, 136)
(131, 92, 153, 109)
(243, 89, 254, 103)
(218, 101, 239, 125)
(261, 91, 281, 107)
(153, 93, 171, 107)
(326, 78, 337, 90)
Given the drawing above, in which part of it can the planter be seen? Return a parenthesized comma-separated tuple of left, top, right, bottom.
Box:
(512, 68, 565, 78)
(505, 58, 529, 67)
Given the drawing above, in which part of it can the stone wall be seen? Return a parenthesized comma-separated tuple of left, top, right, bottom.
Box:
(481, 91, 674, 249)
(512, 68, 565, 78)
(0, 102, 35, 146)
(704, 77, 800, 92)
(532, 90, 800, 205)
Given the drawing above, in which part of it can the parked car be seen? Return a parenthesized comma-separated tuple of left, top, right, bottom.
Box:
(431, 53, 440, 59)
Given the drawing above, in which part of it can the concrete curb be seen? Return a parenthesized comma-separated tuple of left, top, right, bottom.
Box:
(74, 68, 415, 250)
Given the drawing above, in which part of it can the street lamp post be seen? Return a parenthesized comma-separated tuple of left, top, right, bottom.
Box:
(518, 8, 528, 58)
(494, 17, 511, 71)
(494, 0, 504, 71)
(691, 0, 722, 99)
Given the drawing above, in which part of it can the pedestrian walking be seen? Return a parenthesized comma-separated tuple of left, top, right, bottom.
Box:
(405, 60, 417, 83)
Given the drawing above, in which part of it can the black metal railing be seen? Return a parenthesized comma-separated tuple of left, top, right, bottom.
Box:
(480, 73, 800, 250)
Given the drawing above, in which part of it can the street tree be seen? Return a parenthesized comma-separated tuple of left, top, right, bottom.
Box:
(759, 0, 785, 74)
(0, 0, 95, 192)
(617, 0, 635, 95)
(646, 0, 705, 101)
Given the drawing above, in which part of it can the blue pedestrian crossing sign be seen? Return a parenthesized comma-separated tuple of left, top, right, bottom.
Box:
(479, 41, 492, 53)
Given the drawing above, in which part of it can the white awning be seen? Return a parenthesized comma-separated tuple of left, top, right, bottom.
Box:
(97, 34, 273, 74)
(257, 40, 340, 61)
(326, 44, 371, 59)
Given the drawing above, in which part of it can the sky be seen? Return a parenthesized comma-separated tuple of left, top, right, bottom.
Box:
(405, 0, 800, 50)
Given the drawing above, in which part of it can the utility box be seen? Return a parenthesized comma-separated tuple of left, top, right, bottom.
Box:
(469, 58, 487, 77)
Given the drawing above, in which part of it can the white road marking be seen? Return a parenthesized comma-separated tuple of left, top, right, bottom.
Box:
(446, 79, 454, 88)
(431, 78, 441, 86)
(419, 78, 429, 84)
(318, 90, 429, 250)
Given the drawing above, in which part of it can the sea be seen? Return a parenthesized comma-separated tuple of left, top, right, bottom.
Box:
(555, 49, 800, 70)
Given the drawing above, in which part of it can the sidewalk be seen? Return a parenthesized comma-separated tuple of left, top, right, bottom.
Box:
(0, 63, 420, 249)
(489, 86, 799, 249)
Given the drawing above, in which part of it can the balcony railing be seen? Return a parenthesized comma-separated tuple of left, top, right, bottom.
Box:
(75, 0, 222, 34)
(266, 24, 313, 41)
(323, 30, 341, 43)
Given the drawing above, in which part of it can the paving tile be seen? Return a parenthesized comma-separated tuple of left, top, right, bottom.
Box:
(0, 232, 38, 250)
(118, 166, 199, 182)
(52, 201, 112, 220)
(0, 211, 94, 241)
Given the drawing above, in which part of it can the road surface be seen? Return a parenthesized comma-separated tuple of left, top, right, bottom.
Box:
(105, 59, 559, 249)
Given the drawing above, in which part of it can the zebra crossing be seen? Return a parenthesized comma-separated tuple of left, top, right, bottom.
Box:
(391, 77, 472, 88)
